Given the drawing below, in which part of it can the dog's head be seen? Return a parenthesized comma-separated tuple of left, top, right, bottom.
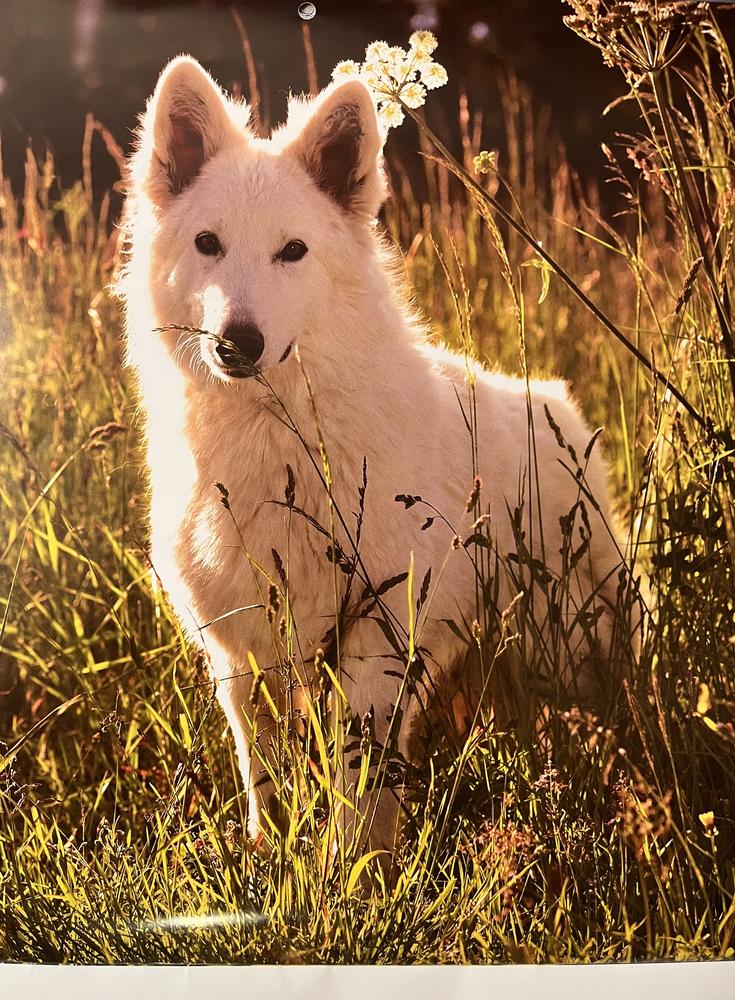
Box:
(128, 55, 387, 384)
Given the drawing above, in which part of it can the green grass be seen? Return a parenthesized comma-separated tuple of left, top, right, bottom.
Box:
(1, 4, 734, 964)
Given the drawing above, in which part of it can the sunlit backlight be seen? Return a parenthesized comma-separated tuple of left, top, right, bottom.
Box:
(135, 911, 268, 933)
(72, 0, 104, 72)
(410, 1, 439, 31)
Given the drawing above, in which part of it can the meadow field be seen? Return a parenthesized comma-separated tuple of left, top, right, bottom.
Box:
(0, 2, 734, 964)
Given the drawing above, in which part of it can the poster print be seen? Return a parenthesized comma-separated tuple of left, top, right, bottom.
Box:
(0, 0, 733, 967)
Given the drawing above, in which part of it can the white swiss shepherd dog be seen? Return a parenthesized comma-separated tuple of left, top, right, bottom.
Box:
(121, 55, 631, 851)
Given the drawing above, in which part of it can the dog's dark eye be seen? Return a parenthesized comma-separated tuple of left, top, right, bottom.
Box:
(277, 239, 308, 263)
(195, 232, 222, 256)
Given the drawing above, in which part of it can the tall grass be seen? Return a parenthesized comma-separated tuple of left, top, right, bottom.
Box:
(0, 4, 733, 963)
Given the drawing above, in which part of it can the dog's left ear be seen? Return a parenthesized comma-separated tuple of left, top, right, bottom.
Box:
(284, 80, 387, 220)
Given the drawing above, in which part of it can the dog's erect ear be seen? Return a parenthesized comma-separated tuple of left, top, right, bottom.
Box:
(284, 80, 386, 219)
(136, 56, 245, 205)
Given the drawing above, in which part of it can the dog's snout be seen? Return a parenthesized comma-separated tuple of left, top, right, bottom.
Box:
(217, 322, 265, 366)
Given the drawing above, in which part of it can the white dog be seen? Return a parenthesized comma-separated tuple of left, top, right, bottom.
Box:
(120, 56, 629, 848)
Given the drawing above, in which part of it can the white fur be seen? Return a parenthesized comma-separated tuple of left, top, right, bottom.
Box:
(120, 56, 626, 844)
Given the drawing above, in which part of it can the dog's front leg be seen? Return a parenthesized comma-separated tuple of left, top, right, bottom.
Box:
(334, 616, 423, 861)
(337, 613, 476, 865)
(213, 663, 289, 838)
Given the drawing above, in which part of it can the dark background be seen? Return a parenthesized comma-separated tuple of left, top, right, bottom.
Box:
(0, 1, 733, 197)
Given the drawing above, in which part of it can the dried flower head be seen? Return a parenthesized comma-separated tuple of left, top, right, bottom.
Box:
(265, 583, 280, 624)
(466, 476, 482, 512)
(563, 0, 709, 79)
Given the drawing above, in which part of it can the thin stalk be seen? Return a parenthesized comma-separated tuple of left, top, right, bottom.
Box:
(649, 70, 735, 404)
(405, 106, 707, 429)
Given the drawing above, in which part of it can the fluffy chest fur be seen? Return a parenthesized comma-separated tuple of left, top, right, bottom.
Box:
(138, 327, 607, 678)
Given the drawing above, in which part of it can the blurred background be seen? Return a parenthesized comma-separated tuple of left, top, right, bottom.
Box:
(0, 0, 656, 199)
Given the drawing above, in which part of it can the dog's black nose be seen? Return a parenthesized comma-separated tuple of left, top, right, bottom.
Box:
(217, 322, 265, 367)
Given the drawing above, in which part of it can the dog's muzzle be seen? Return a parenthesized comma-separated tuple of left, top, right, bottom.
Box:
(214, 322, 264, 378)
(212, 325, 294, 378)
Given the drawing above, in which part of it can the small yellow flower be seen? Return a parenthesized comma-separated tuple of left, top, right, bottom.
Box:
(474, 150, 498, 174)
(699, 810, 716, 833)
(332, 60, 361, 80)
(696, 682, 711, 715)
(379, 101, 405, 129)
(420, 61, 448, 90)
(409, 30, 438, 56)
(401, 81, 427, 109)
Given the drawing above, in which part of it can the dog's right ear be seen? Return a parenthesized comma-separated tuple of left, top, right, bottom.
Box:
(134, 56, 245, 206)
(280, 79, 387, 221)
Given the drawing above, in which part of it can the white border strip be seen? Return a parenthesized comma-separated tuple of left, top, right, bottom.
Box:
(0, 962, 731, 1000)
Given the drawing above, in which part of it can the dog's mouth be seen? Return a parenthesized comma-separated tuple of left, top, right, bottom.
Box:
(206, 336, 295, 381)
(220, 367, 257, 379)
(215, 357, 259, 379)
(213, 343, 259, 379)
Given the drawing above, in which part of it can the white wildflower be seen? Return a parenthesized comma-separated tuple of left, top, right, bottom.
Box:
(379, 101, 405, 128)
(385, 46, 409, 81)
(411, 51, 434, 72)
(362, 69, 391, 96)
(331, 60, 361, 80)
(401, 81, 427, 109)
(409, 30, 438, 56)
(365, 40, 391, 62)
(420, 61, 448, 89)
(363, 57, 384, 76)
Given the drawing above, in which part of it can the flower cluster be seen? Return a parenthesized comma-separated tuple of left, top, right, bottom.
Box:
(332, 31, 448, 130)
